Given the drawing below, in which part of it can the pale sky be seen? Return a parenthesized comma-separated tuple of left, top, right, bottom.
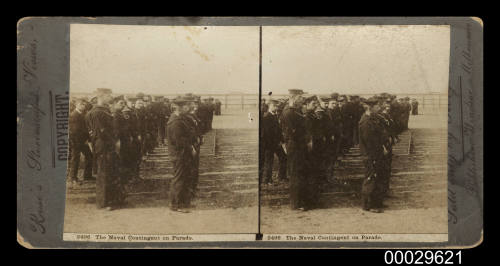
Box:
(70, 24, 259, 95)
(263, 25, 450, 95)
(71, 24, 450, 96)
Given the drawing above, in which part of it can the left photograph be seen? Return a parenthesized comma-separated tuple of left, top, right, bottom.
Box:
(64, 24, 259, 239)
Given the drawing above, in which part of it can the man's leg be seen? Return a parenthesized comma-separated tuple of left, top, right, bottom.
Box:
(109, 151, 125, 207)
(95, 151, 109, 209)
(258, 143, 264, 182)
(169, 155, 193, 210)
(91, 141, 99, 175)
(372, 159, 387, 209)
(304, 155, 321, 209)
(134, 139, 142, 178)
(382, 154, 393, 196)
(361, 158, 376, 210)
(69, 142, 81, 182)
(262, 149, 274, 184)
(190, 147, 200, 198)
(81, 143, 94, 179)
(288, 148, 301, 210)
(333, 134, 342, 163)
(276, 146, 287, 181)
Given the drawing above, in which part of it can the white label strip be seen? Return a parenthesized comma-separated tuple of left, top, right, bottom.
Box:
(63, 233, 256, 242)
(262, 234, 448, 242)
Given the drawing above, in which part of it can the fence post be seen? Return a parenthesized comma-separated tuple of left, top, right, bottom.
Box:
(225, 95, 228, 110)
(213, 128, 217, 156)
(422, 94, 425, 113)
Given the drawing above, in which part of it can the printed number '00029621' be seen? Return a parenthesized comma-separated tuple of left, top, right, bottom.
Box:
(384, 250, 461, 264)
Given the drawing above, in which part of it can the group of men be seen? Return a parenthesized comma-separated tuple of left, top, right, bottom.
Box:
(68, 88, 218, 212)
(260, 89, 416, 213)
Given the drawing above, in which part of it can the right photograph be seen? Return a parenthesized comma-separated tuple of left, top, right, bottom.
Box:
(260, 25, 450, 239)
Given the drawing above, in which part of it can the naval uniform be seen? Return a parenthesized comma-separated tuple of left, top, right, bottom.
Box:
(166, 113, 195, 209)
(69, 109, 93, 181)
(113, 108, 136, 185)
(261, 110, 287, 183)
(185, 112, 203, 198)
(281, 106, 309, 210)
(86, 105, 124, 208)
(359, 112, 386, 210)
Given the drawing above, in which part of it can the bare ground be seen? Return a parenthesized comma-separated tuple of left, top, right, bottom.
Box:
(64, 109, 259, 234)
(64, 202, 258, 234)
(261, 112, 448, 234)
(260, 206, 447, 234)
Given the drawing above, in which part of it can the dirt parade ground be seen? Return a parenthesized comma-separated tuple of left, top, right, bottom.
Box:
(261, 112, 448, 234)
(64, 109, 447, 235)
(64, 109, 259, 234)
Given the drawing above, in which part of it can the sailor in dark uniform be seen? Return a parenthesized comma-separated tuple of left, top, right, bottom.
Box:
(68, 99, 94, 187)
(351, 95, 364, 147)
(166, 96, 197, 213)
(359, 97, 387, 213)
(112, 96, 137, 187)
(135, 98, 148, 157)
(215, 99, 222, 115)
(402, 97, 412, 130)
(280, 89, 309, 211)
(316, 96, 333, 182)
(207, 97, 215, 130)
(411, 98, 419, 115)
(390, 97, 403, 134)
(86, 96, 100, 176)
(151, 96, 167, 145)
(124, 97, 142, 180)
(328, 95, 344, 168)
(141, 96, 153, 154)
(85, 89, 124, 211)
(199, 99, 210, 134)
(323, 97, 339, 181)
(338, 95, 351, 155)
(303, 95, 323, 209)
(261, 99, 287, 185)
(163, 97, 172, 140)
(185, 95, 203, 199)
(378, 99, 397, 197)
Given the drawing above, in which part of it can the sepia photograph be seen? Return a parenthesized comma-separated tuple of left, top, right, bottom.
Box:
(259, 25, 450, 240)
(17, 16, 484, 249)
(63, 24, 259, 239)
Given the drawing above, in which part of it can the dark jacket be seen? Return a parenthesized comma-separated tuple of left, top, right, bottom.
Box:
(85, 105, 115, 154)
(280, 106, 306, 148)
(327, 107, 343, 137)
(262, 111, 282, 150)
(135, 108, 148, 137)
(185, 113, 203, 145)
(69, 110, 89, 144)
(166, 113, 194, 158)
(304, 110, 327, 154)
(112, 109, 134, 143)
(359, 113, 384, 160)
